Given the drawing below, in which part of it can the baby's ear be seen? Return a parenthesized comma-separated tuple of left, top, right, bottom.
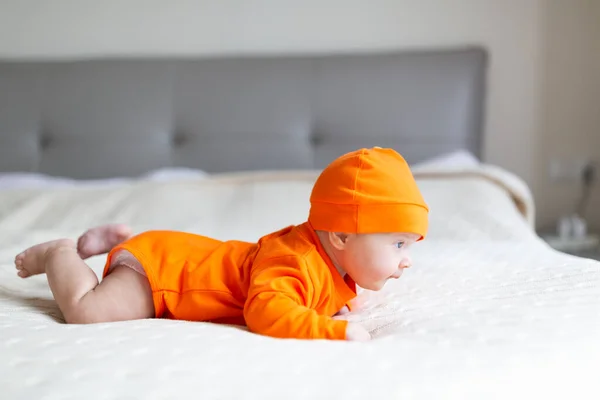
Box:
(328, 231, 348, 250)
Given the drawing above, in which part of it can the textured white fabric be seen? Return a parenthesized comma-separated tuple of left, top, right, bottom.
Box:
(0, 166, 599, 399)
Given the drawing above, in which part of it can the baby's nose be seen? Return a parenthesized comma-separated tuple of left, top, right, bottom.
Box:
(399, 257, 412, 269)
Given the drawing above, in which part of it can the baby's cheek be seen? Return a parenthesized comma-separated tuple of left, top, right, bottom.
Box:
(365, 265, 388, 281)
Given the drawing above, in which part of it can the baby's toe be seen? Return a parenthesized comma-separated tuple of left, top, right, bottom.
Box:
(14, 253, 25, 266)
(76, 235, 86, 249)
(77, 237, 90, 253)
(17, 269, 31, 278)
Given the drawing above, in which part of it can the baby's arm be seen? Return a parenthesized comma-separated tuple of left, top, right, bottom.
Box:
(244, 259, 370, 341)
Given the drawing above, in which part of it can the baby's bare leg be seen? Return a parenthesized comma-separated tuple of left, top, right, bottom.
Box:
(77, 223, 133, 259)
(15, 239, 153, 323)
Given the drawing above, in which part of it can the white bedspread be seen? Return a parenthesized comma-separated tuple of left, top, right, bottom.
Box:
(1, 165, 599, 399)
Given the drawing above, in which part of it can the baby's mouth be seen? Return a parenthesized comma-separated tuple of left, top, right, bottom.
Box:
(390, 269, 405, 280)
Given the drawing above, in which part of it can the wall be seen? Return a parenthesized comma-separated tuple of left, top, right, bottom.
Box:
(536, 0, 600, 231)
(1, 0, 597, 230)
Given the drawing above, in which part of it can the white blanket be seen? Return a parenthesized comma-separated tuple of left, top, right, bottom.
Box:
(1, 165, 599, 399)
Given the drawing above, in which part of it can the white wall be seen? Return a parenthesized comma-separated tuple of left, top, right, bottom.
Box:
(2, 0, 597, 230)
(536, 0, 600, 231)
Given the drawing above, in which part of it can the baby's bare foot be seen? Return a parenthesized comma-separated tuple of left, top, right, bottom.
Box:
(77, 224, 133, 259)
(15, 239, 76, 278)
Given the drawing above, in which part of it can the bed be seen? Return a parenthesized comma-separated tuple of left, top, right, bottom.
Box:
(1, 48, 599, 399)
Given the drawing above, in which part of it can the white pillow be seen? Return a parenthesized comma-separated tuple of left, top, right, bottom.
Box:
(0, 167, 209, 190)
(0, 151, 479, 190)
(412, 150, 480, 169)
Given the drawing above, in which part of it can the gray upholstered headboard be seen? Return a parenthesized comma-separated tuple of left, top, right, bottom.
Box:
(0, 47, 486, 179)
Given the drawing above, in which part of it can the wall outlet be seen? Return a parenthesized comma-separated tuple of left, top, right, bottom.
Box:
(549, 159, 594, 182)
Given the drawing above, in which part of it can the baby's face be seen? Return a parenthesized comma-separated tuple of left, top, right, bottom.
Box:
(339, 232, 420, 291)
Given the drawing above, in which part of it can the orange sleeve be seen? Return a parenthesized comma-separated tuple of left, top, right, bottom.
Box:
(244, 257, 348, 340)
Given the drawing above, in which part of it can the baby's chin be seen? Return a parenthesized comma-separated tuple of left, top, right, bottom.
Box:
(361, 280, 388, 291)
(369, 275, 405, 290)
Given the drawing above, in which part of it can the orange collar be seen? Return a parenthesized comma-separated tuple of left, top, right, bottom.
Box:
(300, 222, 357, 309)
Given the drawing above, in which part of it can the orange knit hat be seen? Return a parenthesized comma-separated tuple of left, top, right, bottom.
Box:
(308, 147, 429, 238)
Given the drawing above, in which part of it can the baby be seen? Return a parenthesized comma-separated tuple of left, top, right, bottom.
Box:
(14, 147, 428, 341)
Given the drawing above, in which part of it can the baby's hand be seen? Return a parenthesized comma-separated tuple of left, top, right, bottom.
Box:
(333, 305, 350, 319)
(345, 322, 371, 341)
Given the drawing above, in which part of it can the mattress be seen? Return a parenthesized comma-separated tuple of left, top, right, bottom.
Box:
(1, 163, 599, 399)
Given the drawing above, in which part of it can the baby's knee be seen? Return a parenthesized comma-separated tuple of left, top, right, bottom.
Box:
(62, 294, 107, 324)
(63, 303, 99, 324)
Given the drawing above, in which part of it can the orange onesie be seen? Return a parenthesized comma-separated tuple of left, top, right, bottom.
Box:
(103, 222, 356, 340)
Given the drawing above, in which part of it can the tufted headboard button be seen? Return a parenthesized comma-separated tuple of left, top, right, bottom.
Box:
(309, 133, 323, 147)
(171, 131, 188, 147)
(39, 133, 53, 150)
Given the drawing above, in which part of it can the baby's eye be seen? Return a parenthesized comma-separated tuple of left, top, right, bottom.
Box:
(395, 242, 405, 249)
